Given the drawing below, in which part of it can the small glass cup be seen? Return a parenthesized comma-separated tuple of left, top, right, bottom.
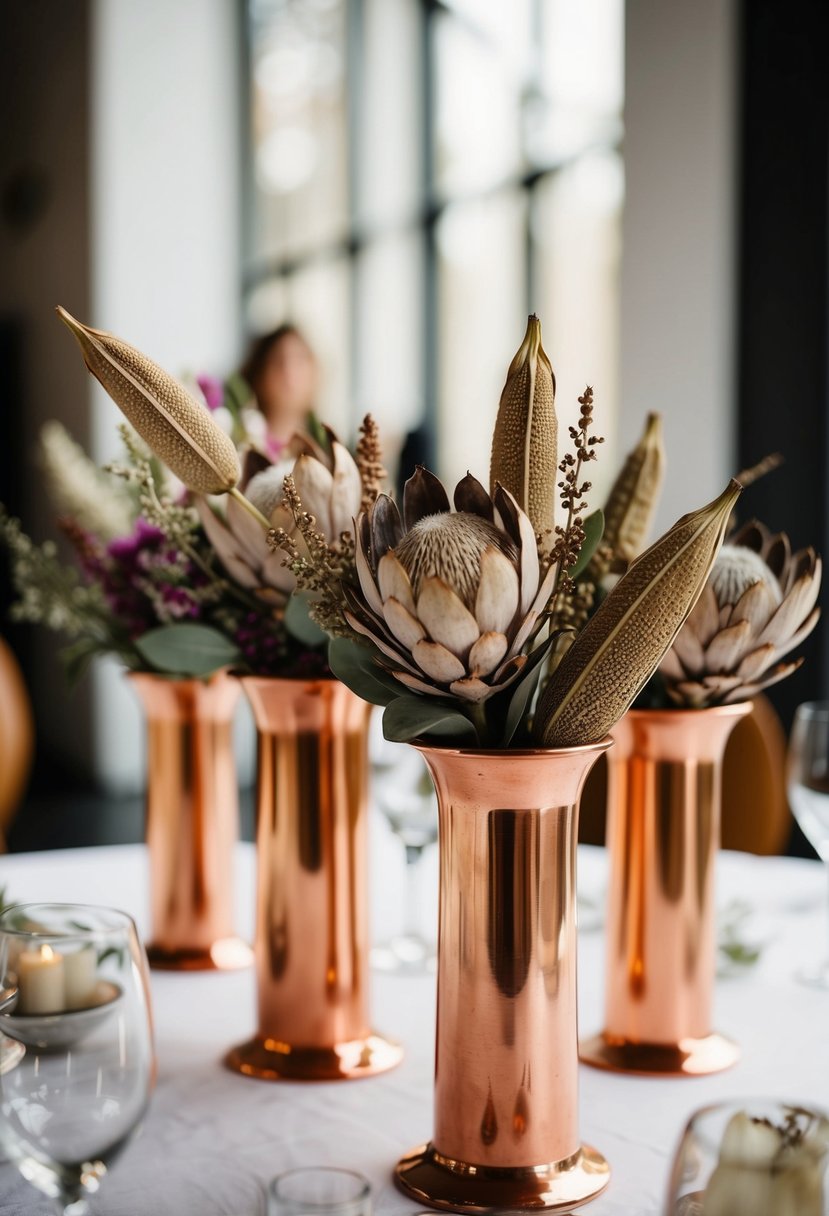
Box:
(268, 1168, 372, 1216)
(664, 1099, 829, 1215)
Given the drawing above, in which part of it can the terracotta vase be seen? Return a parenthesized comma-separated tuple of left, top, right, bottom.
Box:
(395, 741, 611, 1214)
(580, 703, 751, 1077)
(225, 677, 403, 1081)
(128, 671, 251, 971)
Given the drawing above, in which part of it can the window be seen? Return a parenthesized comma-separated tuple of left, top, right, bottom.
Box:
(246, 0, 623, 493)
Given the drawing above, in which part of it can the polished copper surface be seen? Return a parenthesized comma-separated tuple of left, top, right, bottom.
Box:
(395, 742, 611, 1212)
(580, 705, 750, 1077)
(226, 678, 402, 1082)
(129, 672, 251, 972)
(395, 1142, 610, 1214)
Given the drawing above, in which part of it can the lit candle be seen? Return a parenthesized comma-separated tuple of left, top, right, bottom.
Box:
(63, 946, 97, 1010)
(16, 943, 66, 1014)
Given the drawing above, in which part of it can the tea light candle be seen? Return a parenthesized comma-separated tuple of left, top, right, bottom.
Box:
(16, 943, 65, 1014)
(63, 945, 97, 1010)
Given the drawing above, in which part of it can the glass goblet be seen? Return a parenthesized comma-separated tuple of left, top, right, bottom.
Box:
(369, 718, 438, 973)
(0, 904, 156, 1214)
(787, 700, 829, 987)
(663, 1099, 829, 1215)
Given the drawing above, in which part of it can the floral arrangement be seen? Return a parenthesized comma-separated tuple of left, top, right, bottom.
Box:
(0, 315, 378, 683)
(55, 307, 748, 749)
(594, 418, 823, 711)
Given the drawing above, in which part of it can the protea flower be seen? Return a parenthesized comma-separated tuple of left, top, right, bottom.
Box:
(196, 435, 362, 605)
(659, 519, 822, 707)
(343, 467, 558, 703)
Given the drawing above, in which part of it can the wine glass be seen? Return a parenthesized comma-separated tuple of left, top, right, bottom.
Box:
(787, 700, 829, 987)
(0, 904, 155, 1214)
(663, 1099, 829, 1215)
(369, 715, 438, 973)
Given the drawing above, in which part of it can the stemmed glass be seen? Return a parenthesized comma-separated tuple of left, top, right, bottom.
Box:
(663, 1099, 829, 1215)
(787, 701, 829, 987)
(0, 904, 155, 1214)
(370, 717, 438, 973)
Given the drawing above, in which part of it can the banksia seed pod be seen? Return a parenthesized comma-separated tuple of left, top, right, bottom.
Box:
(533, 479, 742, 747)
(57, 307, 240, 495)
(490, 314, 557, 548)
(602, 412, 666, 568)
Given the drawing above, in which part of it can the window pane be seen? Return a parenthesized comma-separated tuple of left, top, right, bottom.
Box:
(434, 5, 531, 198)
(356, 232, 424, 469)
(532, 150, 623, 501)
(358, 0, 422, 227)
(437, 191, 527, 489)
(527, 0, 624, 164)
(250, 0, 349, 260)
(289, 258, 352, 437)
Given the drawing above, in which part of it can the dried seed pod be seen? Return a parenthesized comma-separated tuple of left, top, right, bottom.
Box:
(533, 479, 742, 748)
(602, 411, 666, 567)
(489, 314, 557, 549)
(57, 307, 240, 495)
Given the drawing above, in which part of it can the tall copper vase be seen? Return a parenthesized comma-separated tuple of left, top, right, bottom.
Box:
(225, 677, 403, 1081)
(580, 703, 751, 1077)
(395, 741, 611, 1214)
(129, 671, 251, 971)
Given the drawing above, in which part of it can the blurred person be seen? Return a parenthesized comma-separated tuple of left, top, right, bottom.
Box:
(241, 324, 319, 457)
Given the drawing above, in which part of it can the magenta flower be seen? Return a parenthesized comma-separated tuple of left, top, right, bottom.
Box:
(196, 374, 224, 413)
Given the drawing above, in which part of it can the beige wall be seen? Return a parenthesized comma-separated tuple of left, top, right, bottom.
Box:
(621, 0, 738, 533)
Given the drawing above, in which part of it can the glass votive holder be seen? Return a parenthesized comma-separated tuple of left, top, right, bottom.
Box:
(268, 1168, 372, 1216)
(663, 1099, 829, 1215)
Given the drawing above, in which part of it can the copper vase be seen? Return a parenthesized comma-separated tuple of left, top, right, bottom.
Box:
(225, 677, 403, 1081)
(580, 703, 751, 1077)
(395, 741, 612, 1214)
(128, 671, 251, 971)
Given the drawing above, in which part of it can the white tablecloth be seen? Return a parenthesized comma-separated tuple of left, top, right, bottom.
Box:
(0, 824, 827, 1216)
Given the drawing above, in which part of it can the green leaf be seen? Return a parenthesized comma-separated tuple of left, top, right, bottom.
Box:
(383, 695, 478, 745)
(327, 637, 402, 706)
(568, 508, 604, 580)
(500, 635, 557, 746)
(284, 593, 327, 648)
(134, 623, 241, 678)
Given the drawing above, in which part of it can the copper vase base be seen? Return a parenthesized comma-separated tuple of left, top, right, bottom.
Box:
(394, 1142, 610, 1213)
(224, 1031, 403, 1081)
(579, 1030, 740, 1077)
(146, 936, 253, 972)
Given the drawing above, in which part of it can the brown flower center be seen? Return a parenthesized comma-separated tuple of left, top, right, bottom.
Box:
(394, 511, 517, 610)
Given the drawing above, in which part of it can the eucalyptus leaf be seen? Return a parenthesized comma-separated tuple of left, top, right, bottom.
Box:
(569, 508, 605, 580)
(501, 634, 557, 746)
(134, 623, 241, 677)
(383, 695, 478, 745)
(327, 637, 401, 706)
(284, 593, 327, 648)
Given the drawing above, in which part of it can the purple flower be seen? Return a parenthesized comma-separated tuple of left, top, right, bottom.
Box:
(196, 374, 224, 413)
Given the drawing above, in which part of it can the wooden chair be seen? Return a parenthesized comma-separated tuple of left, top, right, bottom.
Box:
(579, 695, 790, 855)
(0, 635, 34, 852)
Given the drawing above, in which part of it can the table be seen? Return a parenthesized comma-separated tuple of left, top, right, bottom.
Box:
(0, 824, 827, 1216)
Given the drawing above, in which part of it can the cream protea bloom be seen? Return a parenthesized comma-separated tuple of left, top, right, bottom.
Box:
(197, 435, 362, 606)
(660, 519, 822, 707)
(342, 467, 558, 703)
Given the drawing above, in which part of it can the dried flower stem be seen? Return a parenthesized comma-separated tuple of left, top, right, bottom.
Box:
(228, 486, 271, 530)
(355, 415, 386, 513)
